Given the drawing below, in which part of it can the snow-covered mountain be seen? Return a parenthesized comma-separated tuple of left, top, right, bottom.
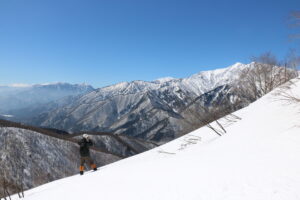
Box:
(0, 83, 94, 119)
(10, 77, 300, 200)
(32, 63, 252, 142)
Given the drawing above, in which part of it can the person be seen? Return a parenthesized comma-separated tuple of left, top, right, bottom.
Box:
(78, 134, 97, 175)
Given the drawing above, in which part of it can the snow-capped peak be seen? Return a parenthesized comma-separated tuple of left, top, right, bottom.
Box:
(175, 62, 250, 95)
(95, 62, 249, 98)
(191, 62, 247, 77)
(153, 77, 176, 83)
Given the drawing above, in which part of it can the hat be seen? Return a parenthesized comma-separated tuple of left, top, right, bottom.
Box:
(83, 134, 89, 139)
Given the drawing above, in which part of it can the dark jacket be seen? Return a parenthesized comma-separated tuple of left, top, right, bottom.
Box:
(78, 138, 93, 157)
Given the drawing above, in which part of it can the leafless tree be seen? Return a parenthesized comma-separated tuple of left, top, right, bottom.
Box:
(291, 11, 300, 21)
(282, 49, 300, 80)
(270, 12, 300, 103)
(0, 177, 11, 200)
(272, 77, 300, 104)
(15, 164, 25, 199)
(236, 52, 298, 101)
(183, 101, 234, 137)
(0, 135, 10, 200)
(290, 11, 300, 38)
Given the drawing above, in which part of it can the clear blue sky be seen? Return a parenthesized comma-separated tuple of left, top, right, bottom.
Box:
(0, 0, 299, 88)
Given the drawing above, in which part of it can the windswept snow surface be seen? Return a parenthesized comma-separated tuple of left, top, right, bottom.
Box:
(13, 78, 300, 200)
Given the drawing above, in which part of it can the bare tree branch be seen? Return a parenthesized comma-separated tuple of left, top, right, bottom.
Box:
(236, 52, 298, 101)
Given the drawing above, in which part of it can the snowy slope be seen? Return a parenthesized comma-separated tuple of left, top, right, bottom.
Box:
(11, 78, 300, 200)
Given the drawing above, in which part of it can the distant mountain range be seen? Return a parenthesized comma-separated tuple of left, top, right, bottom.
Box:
(0, 82, 94, 112)
(0, 62, 253, 143)
(0, 83, 94, 120)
